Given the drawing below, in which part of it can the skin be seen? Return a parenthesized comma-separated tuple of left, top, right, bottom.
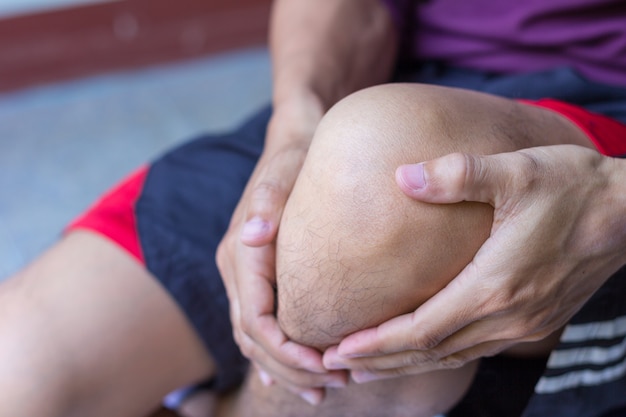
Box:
(190, 82, 584, 417)
(317, 90, 626, 381)
(215, 0, 398, 403)
(0, 2, 395, 415)
(217, 0, 626, 401)
(329, 144, 626, 381)
(0, 231, 214, 417)
(3, 2, 623, 415)
(275, 82, 584, 382)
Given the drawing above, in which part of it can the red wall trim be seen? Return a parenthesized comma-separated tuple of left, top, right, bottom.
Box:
(0, 0, 271, 92)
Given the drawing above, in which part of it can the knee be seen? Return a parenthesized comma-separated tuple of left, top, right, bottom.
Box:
(275, 84, 499, 350)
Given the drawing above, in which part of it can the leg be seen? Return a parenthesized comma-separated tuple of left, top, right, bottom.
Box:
(267, 84, 589, 416)
(277, 83, 592, 346)
(0, 231, 214, 417)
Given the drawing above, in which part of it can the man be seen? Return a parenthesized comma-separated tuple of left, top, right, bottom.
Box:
(172, 81, 578, 417)
(2, 1, 625, 416)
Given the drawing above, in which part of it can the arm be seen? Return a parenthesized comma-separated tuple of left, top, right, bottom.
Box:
(215, 0, 397, 404)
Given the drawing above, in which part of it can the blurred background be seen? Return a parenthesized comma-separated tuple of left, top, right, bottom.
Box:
(0, 0, 273, 278)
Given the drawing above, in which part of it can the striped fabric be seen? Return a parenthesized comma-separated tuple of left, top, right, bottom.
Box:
(523, 269, 626, 417)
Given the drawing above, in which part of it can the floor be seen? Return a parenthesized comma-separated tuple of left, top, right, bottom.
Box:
(0, 47, 271, 279)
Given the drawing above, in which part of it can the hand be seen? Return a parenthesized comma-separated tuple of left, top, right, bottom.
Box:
(323, 145, 626, 382)
(216, 99, 347, 404)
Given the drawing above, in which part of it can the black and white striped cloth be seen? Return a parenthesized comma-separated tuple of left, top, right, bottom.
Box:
(523, 268, 626, 417)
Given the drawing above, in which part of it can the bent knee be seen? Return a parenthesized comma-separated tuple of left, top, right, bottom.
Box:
(311, 83, 535, 165)
(276, 84, 511, 350)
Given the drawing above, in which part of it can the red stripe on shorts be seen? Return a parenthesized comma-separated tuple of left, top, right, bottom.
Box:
(522, 99, 626, 157)
(66, 166, 148, 264)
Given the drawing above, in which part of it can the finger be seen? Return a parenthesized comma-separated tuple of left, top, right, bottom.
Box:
(335, 267, 485, 358)
(241, 149, 305, 247)
(252, 363, 326, 406)
(242, 328, 347, 389)
(235, 245, 329, 374)
(254, 314, 327, 372)
(348, 339, 511, 384)
(328, 316, 521, 373)
(239, 267, 346, 382)
(256, 366, 275, 387)
(228, 240, 348, 389)
(253, 315, 349, 386)
(395, 151, 532, 205)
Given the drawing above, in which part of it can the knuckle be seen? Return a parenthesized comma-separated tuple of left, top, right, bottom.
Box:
(440, 354, 468, 369)
(410, 330, 441, 351)
(481, 291, 514, 316)
(232, 329, 243, 348)
(215, 242, 227, 269)
(403, 349, 439, 367)
(240, 315, 255, 336)
(512, 151, 542, 190)
(434, 152, 471, 196)
(251, 180, 285, 208)
(215, 233, 237, 271)
(238, 339, 254, 359)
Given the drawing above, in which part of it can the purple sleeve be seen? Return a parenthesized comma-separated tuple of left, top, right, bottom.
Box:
(380, 0, 416, 62)
(379, 0, 414, 34)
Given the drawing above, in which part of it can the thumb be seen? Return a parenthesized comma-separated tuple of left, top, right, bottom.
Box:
(396, 151, 517, 205)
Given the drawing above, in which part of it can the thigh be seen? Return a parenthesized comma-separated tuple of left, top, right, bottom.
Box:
(0, 231, 214, 417)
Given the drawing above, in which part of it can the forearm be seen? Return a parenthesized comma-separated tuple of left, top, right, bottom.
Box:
(269, 0, 397, 135)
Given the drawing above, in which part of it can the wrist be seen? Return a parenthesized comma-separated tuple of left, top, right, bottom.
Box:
(605, 156, 626, 266)
(267, 88, 325, 150)
(272, 58, 349, 112)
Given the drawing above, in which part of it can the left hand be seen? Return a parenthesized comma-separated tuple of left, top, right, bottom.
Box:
(217, 99, 348, 404)
(323, 145, 626, 383)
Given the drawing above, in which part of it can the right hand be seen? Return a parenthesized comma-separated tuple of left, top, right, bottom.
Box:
(216, 97, 348, 405)
(325, 145, 626, 382)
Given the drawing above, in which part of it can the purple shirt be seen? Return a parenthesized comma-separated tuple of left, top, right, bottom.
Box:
(383, 0, 626, 87)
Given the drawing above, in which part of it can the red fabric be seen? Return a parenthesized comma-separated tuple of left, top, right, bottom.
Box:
(65, 100, 626, 266)
(521, 99, 626, 157)
(66, 166, 148, 264)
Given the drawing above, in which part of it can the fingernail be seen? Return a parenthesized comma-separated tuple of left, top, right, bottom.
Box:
(352, 371, 381, 384)
(241, 216, 270, 240)
(258, 369, 273, 387)
(300, 391, 321, 406)
(398, 164, 425, 190)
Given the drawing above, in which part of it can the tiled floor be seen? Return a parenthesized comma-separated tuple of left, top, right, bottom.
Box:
(0, 47, 271, 279)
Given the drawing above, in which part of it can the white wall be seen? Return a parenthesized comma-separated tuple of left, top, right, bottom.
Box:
(0, 0, 120, 18)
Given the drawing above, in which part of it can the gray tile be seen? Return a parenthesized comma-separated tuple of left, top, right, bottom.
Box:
(0, 47, 271, 279)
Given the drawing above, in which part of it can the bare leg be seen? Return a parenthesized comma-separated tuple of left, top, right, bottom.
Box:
(277, 83, 593, 347)
(0, 231, 215, 417)
(214, 365, 473, 417)
(214, 83, 590, 417)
